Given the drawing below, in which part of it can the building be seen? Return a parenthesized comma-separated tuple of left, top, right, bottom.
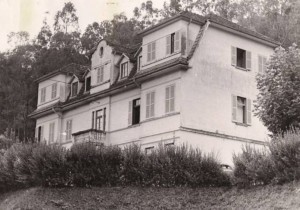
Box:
(29, 12, 279, 165)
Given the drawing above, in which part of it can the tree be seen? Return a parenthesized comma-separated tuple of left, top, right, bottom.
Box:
(54, 2, 79, 33)
(255, 44, 300, 134)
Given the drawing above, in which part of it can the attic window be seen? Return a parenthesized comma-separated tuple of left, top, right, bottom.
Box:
(100, 47, 104, 58)
(120, 62, 128, 79)
(71, 82, 78, 97)
(85, 77, 91, 91)
(237, 48, 246, 68)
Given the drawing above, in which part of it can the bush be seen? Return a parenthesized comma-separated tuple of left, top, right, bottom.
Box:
(270, 130, 300, 183)
(233, 145, 275, 187)
(67, 143, 122, 187)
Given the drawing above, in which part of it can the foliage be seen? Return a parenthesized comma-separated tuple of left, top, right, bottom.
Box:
(233, 129, 300, 186)
(255, 44, 300, 134)
(0, 143, 230, 193)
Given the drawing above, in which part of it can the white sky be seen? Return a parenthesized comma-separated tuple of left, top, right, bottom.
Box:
(0, 0, 164, 52)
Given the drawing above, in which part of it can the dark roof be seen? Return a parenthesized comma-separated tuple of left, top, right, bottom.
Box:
(138, 11, 280, 46)
(35, 63, 90, 83)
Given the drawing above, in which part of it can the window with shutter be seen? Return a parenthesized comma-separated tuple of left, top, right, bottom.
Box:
(246, 99, 252, 125)
(231, 46, 237, 66)
(147, 44, 151, 62)
(40, 87, 46, 103)
(258, 55, 267, 73)
(166, 35, 171, 55)
(51, 83, 57, 99)
(128, 101, 133, 126)
(146, 91, 155, 119)
(97, 67, 104, 83)
(232, 95, 237, 122)
(66, 119, 72, 140)
(151, 42, 156, 60)
(263, 57, 267, 72)
(165, 85, 175, 113)
(49, 122, 55, 142)
(246, 51, 251, 70)
(71, 82, 78, 97)
(174, 31, 180, 52)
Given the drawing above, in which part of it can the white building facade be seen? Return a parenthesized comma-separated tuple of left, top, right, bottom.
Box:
(29, 12, 279, 165)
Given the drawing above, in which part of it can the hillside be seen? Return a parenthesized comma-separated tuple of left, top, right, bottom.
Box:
(1, 182, 300, 210)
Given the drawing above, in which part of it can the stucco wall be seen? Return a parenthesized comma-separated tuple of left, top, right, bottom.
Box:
(181, 25, 274, 141)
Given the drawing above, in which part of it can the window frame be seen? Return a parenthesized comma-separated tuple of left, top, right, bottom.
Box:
(138, 55, 142, 71)
(147, 41, 156, 62)
(85, 76, 91, 92)
(92, 108, 106, 132)
(99, 47, 104, 58)
(120, 61, 129, 79)
(49, 122, 55, 143)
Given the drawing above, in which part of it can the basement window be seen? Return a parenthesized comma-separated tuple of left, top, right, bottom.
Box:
(237, 48, 246, 69)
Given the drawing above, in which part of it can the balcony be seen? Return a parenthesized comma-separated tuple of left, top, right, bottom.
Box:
(72, 129, 106, 145)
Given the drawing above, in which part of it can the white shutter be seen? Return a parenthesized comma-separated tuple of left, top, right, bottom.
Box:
(166, 35, 171, 55)
(41, 126, 44, 141)
(165, 87, 170, 113)
(231, 46, 237, 66)
(152, 42, 156, 60)
(170, 85, 175, 112)
(175, 31, 180, 52)
(246, 51, 252, 70)
(146, 93, 150, 118)
(128, 101, 133, 125)
(147, 44, 151, 62)
(232, 95, 237, 122)
(246, 99, 252, 125)
(150, 92, 155, 117)
(258, 56, 262, 73)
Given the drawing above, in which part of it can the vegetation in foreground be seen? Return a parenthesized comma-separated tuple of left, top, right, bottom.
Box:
(1, 182, 300, 209)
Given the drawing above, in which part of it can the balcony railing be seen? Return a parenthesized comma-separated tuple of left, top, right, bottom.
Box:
(72, 129, 106, 145)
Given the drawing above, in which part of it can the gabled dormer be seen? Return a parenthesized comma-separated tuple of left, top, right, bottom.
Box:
(35, 63, 89, 110)
(116, 53, 135, 81)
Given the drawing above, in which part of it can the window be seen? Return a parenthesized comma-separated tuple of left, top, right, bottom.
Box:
(99, 47, 104, 58)
(147, 42, 156, 62)
(146, 91, 155, 119)
(128, 98, 140, 126)
(145, 146, 154, 155)
(258, 55, 267, 73)
(40, 87, 46, 103)
(51, 83, 57, 99)
(165, 85, 175, 113)
(66, 119, 72, 140)
(85, 77, 91, 91)
(37, 125, 44, 142)
(49, 122, 55, 142)
(138, 56, 142, 71)
(71, 82, 78, 97)
(231, 46, 251, 70)
(92, 108, 106, 131)
(120, 62, 128, 78)
(232, 95, 251, 125)
(166, 32, 180, 55)
(97, 67, 104, 83)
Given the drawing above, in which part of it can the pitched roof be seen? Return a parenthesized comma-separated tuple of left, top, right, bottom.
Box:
(138, 11, 280, 46)
(35, 63, 90, 83)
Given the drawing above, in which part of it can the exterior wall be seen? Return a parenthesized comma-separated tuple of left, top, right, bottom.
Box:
(180, 25, 274, 142)
(36, 113, 61, 144)
(141, 20, 189, 70)
(37, 74, 71, 109)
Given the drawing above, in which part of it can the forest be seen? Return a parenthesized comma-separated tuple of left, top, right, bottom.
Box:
(0, 0, 300, 141)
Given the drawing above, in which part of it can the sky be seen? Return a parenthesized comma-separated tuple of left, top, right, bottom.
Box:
(0, 0, 164, 52)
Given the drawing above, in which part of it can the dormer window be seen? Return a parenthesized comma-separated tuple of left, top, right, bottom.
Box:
(97, 67, 104, 83)
(138, 56, 142, 71)
(147, 42, 156, 62)
(100, 47, 104, 58)
(85, 77, 91, 91)
(71, 82, 78, 97)
(40, 87, 46, 103)
(166, 32, 180, 55)
(121, 62, 128, 78)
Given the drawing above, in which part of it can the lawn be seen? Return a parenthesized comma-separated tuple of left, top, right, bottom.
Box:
(1, 182, 300, 210)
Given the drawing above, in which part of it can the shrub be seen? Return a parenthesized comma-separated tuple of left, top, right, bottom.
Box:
(233, 145, 275, 187)
(66, 143, 122, 187)
(269, 130, 300, 183)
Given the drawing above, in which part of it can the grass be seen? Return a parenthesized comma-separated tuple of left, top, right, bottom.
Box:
(1, 182, 300, 209)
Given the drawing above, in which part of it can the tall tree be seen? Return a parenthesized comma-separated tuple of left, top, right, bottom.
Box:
(54, 2, 79, 33)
